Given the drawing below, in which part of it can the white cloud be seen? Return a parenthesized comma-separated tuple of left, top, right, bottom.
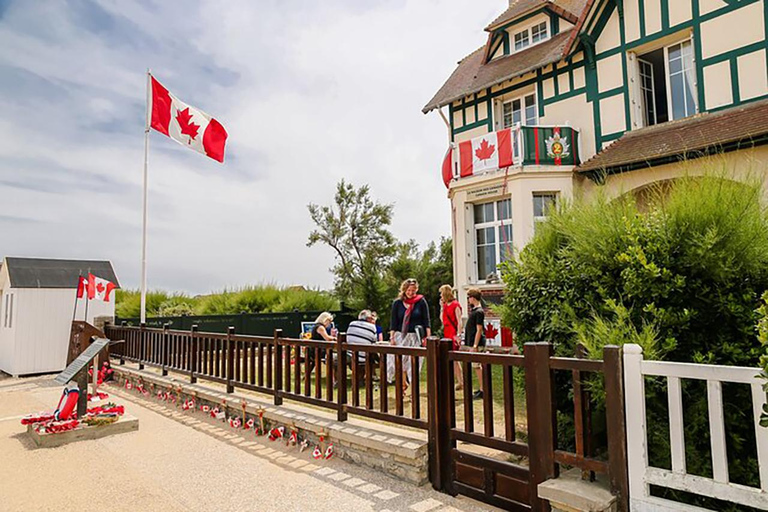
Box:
(0, 0, 500, 294)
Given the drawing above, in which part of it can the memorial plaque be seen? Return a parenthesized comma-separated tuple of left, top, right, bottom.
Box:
(55, 337, 111, 385)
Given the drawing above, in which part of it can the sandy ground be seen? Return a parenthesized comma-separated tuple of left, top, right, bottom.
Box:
(0, 375, 496, 512)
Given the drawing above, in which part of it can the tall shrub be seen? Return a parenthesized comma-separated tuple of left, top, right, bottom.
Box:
(499, 173, 768, 508)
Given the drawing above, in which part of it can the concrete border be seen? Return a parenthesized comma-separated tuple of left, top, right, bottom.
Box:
(111, 367, 429, 485)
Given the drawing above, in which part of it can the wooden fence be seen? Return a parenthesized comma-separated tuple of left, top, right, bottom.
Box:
(623, 344, 768, 511)
(106, 323, 628, 511)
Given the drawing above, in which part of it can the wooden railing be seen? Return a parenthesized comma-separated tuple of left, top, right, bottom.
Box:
(106, 323, 427, 429)
(106, 324, 628, 511)
(430, 340, 629, 511)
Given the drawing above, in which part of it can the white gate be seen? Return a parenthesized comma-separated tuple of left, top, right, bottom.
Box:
(623, 344, 768, 511)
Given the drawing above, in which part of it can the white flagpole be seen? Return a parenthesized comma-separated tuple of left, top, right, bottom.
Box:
(140, 69, 151, 324)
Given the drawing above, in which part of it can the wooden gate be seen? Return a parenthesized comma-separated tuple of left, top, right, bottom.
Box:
(428, 339, 629, 512)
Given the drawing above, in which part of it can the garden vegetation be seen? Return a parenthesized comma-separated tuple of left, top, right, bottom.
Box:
(499, 172, 768, 510)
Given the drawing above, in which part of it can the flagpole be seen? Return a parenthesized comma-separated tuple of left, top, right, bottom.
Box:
(71, 273, 82, 325)
(140, 68, 151, 324)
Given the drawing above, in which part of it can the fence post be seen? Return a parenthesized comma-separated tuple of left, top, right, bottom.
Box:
(226, 326, 235, 393)
(336, 332, 348, 422)
(525, 342, 556, 512)
(161, 323, 169, 376)
(622, 343, 648, 507)
(189, 324, 198, 384)
(274, 329, 283, 406)
(604, 345, 629, 512)
(138, 322, 146, 370)
(427, 337, 453, 493)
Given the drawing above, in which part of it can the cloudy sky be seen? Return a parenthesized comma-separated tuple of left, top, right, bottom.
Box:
(0, 0, 503, 294)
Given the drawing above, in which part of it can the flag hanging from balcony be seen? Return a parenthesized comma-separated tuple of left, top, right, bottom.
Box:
(522, 126, 579, 166)
(458, 128, 514, 178)
(149, 74, 228, 163)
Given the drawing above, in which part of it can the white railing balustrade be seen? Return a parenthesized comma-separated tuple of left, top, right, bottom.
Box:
(623, 344, 768, 511)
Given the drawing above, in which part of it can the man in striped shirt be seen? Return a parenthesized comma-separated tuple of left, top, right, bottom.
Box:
(347, 310, 378, 364)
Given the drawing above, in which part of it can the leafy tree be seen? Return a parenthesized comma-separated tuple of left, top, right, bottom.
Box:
(307, 180, 398, 317)
(387, 237, 454, 333)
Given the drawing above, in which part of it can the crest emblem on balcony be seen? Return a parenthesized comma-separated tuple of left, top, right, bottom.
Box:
(546, 132, 570, 160)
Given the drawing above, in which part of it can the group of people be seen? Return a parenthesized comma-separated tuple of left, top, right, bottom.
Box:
(309, 278, 488, 400)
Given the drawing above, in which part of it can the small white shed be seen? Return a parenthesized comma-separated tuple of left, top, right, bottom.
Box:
(0, 257, 120, 377)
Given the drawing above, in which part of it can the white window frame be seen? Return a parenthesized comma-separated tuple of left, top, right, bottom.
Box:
(531, 21, 548, 44)
(473, 199, 513, 283)
(664, 39, 697, 121)
(533, 192, 558, 225)
(499, 91, 538, 160)
(511, 19, 550, 53)
(638, 58, 658, 127)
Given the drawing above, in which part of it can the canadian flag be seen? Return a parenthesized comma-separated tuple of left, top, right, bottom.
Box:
(76, 275, 89, 299)
(149, 75, 228, 163)
(87, 273, 116, 302)
(458, 128, 514, 178)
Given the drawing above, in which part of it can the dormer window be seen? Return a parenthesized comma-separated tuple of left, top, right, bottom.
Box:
(531, 22, 548, 43)
(514, 30, 530, 51)
(512, 21, 549, 52)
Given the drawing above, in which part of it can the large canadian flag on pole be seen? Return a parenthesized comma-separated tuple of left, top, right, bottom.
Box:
(149, 75, 228, 163)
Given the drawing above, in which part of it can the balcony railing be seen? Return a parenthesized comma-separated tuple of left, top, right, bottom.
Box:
(446, 124, 581, 185)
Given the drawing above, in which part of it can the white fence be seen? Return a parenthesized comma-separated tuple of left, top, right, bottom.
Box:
(623, 344, 768, 511)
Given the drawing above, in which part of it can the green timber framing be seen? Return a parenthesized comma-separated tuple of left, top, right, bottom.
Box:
(487, 6, 568, 60)
(448, 0, 768, 154)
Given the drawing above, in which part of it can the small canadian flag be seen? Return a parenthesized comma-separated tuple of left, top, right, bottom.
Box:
(87, 273, 116, 302)
(149, 74, 228, 163)
(76, 275, 89, 299)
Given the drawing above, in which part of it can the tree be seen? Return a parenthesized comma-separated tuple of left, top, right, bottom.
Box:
(307, 180, 398, 317)
(387, 237, 453, 333)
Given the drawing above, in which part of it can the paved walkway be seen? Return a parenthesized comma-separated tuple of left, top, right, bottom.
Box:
(0, 376, 495, 512)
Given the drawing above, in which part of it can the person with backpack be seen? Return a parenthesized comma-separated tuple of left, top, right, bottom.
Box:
(439, 284, 464, 390)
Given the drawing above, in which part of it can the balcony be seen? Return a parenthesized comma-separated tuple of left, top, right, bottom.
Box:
(443, 124, 581, 186)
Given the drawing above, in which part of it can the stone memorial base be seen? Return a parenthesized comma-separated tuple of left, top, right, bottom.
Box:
(27, 415, 139, 448)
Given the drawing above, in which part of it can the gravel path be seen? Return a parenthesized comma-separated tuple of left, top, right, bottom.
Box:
(0, 376, 496, 512)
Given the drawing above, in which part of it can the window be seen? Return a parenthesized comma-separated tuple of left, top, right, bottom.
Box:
(636, 40, 696, 128)
(474, 199, 513, 281)
(502, 93, 537, 159)
(639, 59, 657, 126)
(531, 22, 548, 43)
(514, 30, 530, 51)
(666, 40, 696, 120)
(513, 21, 549, 52)
(533, 193, 557, 224)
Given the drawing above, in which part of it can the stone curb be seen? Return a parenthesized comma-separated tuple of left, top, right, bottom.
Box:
(112, 366, 429, 485)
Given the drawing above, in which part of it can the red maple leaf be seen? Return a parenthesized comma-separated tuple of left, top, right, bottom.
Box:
(484, 323, 499, 340)
(176, 107, 200, 142)
(475, 139, 495, 161)
(96, 282, 105, 293)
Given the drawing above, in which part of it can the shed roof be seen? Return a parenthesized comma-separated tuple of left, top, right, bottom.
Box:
(423, 29, 573, 113)
(576, 99, 768, 174)
(4, 257, 120, 289)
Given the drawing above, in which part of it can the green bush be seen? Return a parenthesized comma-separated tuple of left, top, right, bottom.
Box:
(116, 285, 340, 318)
(499, 173, 767, 509)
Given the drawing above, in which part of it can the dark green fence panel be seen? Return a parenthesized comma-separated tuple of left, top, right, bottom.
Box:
(117, 309, 356, 337)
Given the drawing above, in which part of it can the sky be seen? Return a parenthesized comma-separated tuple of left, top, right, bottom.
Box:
(0, 0, 503, 294)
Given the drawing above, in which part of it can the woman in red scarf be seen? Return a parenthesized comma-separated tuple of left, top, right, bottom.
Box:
(388, 278, 431, 395)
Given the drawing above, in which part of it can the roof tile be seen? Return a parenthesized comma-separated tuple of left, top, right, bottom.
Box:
(423, 29, 572, 113)
(576, 99, 768, 173)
